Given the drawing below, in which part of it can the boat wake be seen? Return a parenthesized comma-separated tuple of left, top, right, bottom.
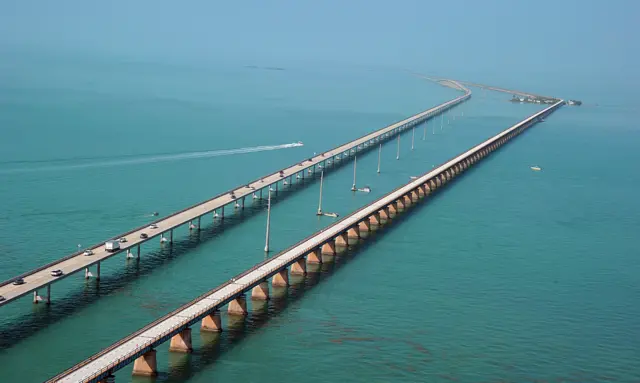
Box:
(0, 142, 304, 175)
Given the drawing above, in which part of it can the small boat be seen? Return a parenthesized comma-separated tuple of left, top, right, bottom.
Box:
(323, 212, 339, 218)
(160, 236, 168, 243)
(151, 212, 159, 216)
(358, 186, 372, 193)
(283, 180, 288, 185)
(530, 166, 542, 171)
(296, 174, 301, 179)
(234, 202, 240, 209)
(410, 176, 418, 180)
(295, 141, 304, 146)
(307, 169, 313, 174)
(252, 193, 258, 199)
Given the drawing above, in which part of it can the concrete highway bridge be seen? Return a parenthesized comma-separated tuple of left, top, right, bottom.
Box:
(46, 96, 564, 382)
(0, 83, 470, 309)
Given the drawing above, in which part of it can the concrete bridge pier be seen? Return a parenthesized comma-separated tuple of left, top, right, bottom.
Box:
(228, 295, 247, 316)
(272, 269, 289, 287)
(396, 198, 406, 211)
(369, 212, 382, 226)
(96, 262, 101, 281)
(335, 232, 348, 247)
(378, 207, 390, 222)
(169, 328, 193, 353)
(290, 258, 306, 275)
(201, 310, 222, 332)
(251, 281, 269, 300)
(347, 226, 360, 240)
(358, 219, 371, 233)
(306, 248, 323, 264)
(132, 349, 157, 377)
(388, 202, 398, 217)
(321, 241, 336, 256)
(403, 194, 413, 207)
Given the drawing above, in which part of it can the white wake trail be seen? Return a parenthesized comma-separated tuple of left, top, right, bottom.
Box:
(0, 142, 303, 174)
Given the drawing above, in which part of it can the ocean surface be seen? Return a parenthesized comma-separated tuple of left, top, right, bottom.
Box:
(0, 51, 638, 383)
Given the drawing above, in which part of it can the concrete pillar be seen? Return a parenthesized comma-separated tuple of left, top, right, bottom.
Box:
(403, 194, 412, 206)
(369, 213, 381, 226)
(358, 219, 371, 232)
(46, 285, 51, 305)
(170, 229, 173, 243)
(388, 203, 398, 215)
(84, 267, 90, 279)
(429, 179, 437, 191)
(347, 226, 360, 239)
(417, 187, 425, 198)
(396, 199, 405, 211)
(435, 177, 442, 188)
(33, 290, 38, 304)
(272, 269, 289, 287)
(321, 241, 336, 255)
(439, 174, 447, 185)
(201, 311, 222, 332)
(335, 232, 349, 246)
(132, 349, 157, 376)
(423, 184, 431, 195)
(228, 295, 247, 316)
(411, 190, 419, 202)
(251, 281, 269, 300)
(307, 248, 323, 264)
(197, 216, 201, 230)
(96, 262, 101, 281)
(291, 258, 307, 275)
(137, 245, 141, 258)
(169, 328, 193, 353)
(378, 208, 389, 221)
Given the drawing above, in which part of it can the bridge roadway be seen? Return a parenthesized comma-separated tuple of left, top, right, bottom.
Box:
(0, 83, 470, 308)
(48, 99, 564, 382)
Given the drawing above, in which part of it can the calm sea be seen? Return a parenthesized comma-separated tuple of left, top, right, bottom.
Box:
(0, 51, 638, 382)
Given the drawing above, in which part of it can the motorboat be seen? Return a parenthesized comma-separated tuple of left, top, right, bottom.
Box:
(151, 212, 159, 216)
(323, 212, 339, 218)
(295, 141, 304, 146)
(410, 176, 418, 180)
(160, 236, 168, 243)
(358, 186, 372, 193)
(283, 179, 288, 185)
(530, 166, 542, 171)
(252, 193, 258, 199)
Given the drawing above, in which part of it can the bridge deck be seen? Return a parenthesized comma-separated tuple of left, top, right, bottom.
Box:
(0, 88, 470, 307)
(50, 98, 564, 383)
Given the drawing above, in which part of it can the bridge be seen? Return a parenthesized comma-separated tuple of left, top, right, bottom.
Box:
(46, 96, 564, 382)
(0, 84, 470, 308)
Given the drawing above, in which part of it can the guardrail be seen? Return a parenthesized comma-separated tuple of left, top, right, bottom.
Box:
(1, 88, 470, 290)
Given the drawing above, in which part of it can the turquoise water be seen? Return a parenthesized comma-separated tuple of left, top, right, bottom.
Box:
(0, 52, 638, 382)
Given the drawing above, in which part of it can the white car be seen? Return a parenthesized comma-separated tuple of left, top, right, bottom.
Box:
(149, 224, 158, 229)
(119, 237, 127, 243)
(50, 269, 63, 277)
(83, 250, 93, 256)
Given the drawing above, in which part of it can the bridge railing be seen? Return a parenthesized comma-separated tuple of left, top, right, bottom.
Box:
(1, 88, 470, 290)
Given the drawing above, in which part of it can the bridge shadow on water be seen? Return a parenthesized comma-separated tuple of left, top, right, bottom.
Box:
(0, 158, 362, 351)
(156, 183, 455, 382)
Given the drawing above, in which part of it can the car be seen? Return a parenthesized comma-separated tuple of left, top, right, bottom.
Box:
(149, 224, 158, 229)
(0, 295, 5, 302)
(140, 233, 148, 239)
(50, 269, 63, 277)
(83, 249, 93, 256)
(119, 237, 128, 243)
(12, 278, 25, 286)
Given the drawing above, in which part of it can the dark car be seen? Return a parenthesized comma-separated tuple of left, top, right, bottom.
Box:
(140, 233, 149, 239)
(0, 295, 5, 302)
(13, 278, 25, 286)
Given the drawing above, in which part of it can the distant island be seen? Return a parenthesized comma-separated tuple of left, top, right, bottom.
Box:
(244, 65, 286, 71)
(510, 94, 581, 106)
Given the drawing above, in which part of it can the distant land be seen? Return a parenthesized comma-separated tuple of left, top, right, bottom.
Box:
(244, 65, 286, 71)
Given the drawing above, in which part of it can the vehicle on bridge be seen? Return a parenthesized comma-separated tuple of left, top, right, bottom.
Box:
(50, 269, 63, 277)
(12, 278, 25, 286)
(83, 249, 94, 256)
(105, 240, 120, 252)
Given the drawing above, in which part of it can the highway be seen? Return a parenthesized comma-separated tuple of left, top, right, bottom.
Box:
(47, 98, 564, 383)
(0, 83, 471, 308)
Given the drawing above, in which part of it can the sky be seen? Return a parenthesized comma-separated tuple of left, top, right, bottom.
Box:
(0, 0, 638, 88)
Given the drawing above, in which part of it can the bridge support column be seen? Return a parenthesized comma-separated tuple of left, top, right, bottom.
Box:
(335, 232, 348, 246)
(307, 248, 323, 264)
(358, 219, 371, 233)
(33, 290, 38, 304)
(429, 179, 437, 191)
(378, 208, 389, 221)
(291, 258, 306, 275)
(387, 203, 397, 216)
(411, 190, 419, 202)
(197, 216, 201, 230)
(396, 199, 405, 211)
(201, 310, 222, 332)
(46, 284, 51, 305)
(169, 328, 193, 353)
(417, 187, 425, 198)
(96, 262, 101, 281)
(85, 267, 90, 279)
(347, 226, 360, 240)
(228, 295, 247, 316)
(272, 269, 289, 287)
(435, 177, 442, 188)
(251, 281, 270, 300)
(403, 194, 412, 207)
(137, 245, 141, 258)
(369, 212, 381, 226)
(132, 349, 157, 377)
(321, 241, 336, 255)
